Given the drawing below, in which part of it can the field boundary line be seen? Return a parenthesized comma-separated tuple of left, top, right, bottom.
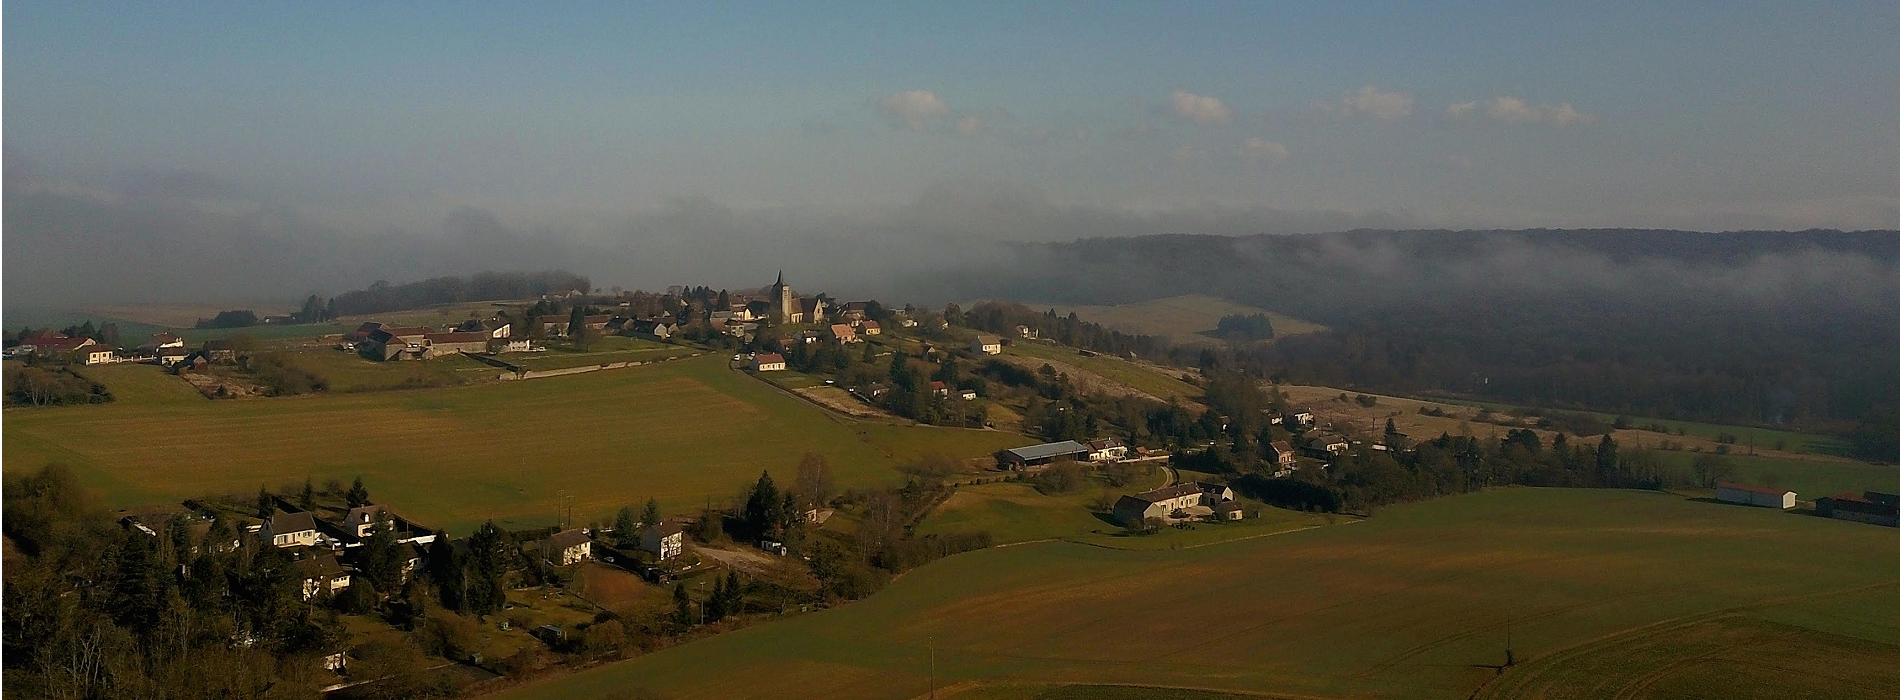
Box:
(911, 680, 1335, 700)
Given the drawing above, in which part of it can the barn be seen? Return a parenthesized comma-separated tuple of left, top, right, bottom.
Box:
(1715, 483, 1795, 510)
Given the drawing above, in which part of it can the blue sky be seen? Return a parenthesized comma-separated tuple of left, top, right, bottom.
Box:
(5, 2, 1900, 303)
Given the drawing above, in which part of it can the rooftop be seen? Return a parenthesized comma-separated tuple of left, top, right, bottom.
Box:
(1005, 440, 1090, 462)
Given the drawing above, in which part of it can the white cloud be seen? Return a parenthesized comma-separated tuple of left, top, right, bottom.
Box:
(1236, 137, 1289, 162)
(1314, 85, 1415, 121)
(875, 90, 950, 131)
(953, 115, 984, 136)
(1169, 90, 1233, 125)
(1446, 96, 1594, 127)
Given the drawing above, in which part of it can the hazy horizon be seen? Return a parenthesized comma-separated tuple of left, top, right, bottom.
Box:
(6, 2, 1899, 309)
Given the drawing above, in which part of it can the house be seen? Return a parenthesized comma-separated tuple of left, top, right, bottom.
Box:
(1715, 483, 1796, 510)
(295, 555, 352, 600)
(342, 504, 390, 539)
(526, 529, 592, 566)
(82, 346, 119, 365)
(1216, 500, 1247, 521)
(971, 334, 1003, 355)
(641, 520, 685, 560)
(1013, 324, 1040, 339)
(155, 345, 192, 366)
(490, 338, 535, 354)
(539, 318, 570, 336)
(930, 380, 951, 397)
(140, 332, 185, 351)
(839, 301, 872, 321)
(454, 318, 513, 339)
(628, 319, 675, 339)
(1085, 438, 1129, 462)
(1303, 434, 1350, 459)
(21, 334, 95, 358)
(999, 440, 1091, 469)
(829, 323, 859, 343)
(1267, 440, 1298, 475)
(799, 298, 827, 325)
(959, 389, 978, 401)
(1815, 493, 1899, 527)
(753, 353, 787, 372)
(859, 320, 882, 335)
(263, 511, 320, 548)
(1284, 410, 1316, 429)
(1112, 482, 1236, 527)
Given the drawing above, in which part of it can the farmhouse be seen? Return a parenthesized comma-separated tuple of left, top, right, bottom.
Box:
(1304, 434, 1350, 459)
(1085, 437, 1129, 462)
(420, 331, 491, 357)
(490, 338, 534, 353)
(1014, 324, 1039, 339)
(82, 346, 119, 365)
(829, 323, 859, 343)
(971, 334, 1003, 355)
(930, 380, 951, 397)
(16, 334, 94, 358)
(642, 520, 685, 560)
(838, 301, 872, 321)
(859, 320, 882, 335)
(155, 345, 192, 366)
(753, 353, 787, 372)
(999, 440, 1090, 469)
(1113, 482, 1237, 527)
(264, 511, 320, 548)
(1815, 492, 1899, 527)
(295, 555, 352, 600)
(526, 529, 593, 566)
(1716, 483, 1796, 510)
(627, 319, 675, 339)
(1284, 410, 1316, 429)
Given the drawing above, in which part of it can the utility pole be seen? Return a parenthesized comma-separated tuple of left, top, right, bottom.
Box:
(928, 636, 937, 700)
(1505, 610, 1515, 667)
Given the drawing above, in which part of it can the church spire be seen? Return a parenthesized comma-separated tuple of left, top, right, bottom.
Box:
(775, 270, 783, 286)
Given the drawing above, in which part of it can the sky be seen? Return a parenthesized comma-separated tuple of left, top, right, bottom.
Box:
(5, 1, 1900, 305)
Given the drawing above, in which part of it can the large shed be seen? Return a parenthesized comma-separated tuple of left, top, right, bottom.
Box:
(999, 440, 1090, 469)
(1715, 483, 1795, 510)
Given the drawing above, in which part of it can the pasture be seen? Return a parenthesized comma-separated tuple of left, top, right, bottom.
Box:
(916, 471, 1331, 549)
(3, 354, 1031, 533)
(493, 488, 1900, 700)
(1004, 341, 1204, 402)
(1037, 293, 1328, 346)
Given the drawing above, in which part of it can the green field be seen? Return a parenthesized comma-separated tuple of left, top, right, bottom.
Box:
(1005, 341, 1204, 401)
(917, 470, 1331, 549)
(70, 363, 207, 405)
(1658, 451, 1900, 498)
(1038, 294, 1328, 347)
(1434, 396, 1852, 457)
(493, 488, 1900, 700)
(3, 354, 1031, 533)
(273, 349, 493, 391)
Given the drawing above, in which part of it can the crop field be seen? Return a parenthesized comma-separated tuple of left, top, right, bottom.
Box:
(3, 354, 1031, 533)
(1005, 341, 1203, 401)
(71, 363, 206, 405)
(1038, 293, 1328, 346)
(493, 488, 1900, 700)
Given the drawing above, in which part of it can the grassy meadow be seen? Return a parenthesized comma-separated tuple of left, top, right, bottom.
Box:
(4, 354, 1031, 533)
(1038, 293, 1328, 346)
(493, 488, 1900, 700)
(917, 469, 1332, 548)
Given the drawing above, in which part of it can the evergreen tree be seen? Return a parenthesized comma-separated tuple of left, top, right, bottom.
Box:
(1595, 434, 1619, 483)
(723, 571, 744, 616)
(346, 476, 370, 508)
(362, 511, 402, 592)
(642, 498, 661, 530)
(256, 485, 274, 519)
(299, 477, 316, 511)
(614, 505, 638, 545)
(567, 305, 586, 338)
(707, 575, 728, 621)
(465, 521, 508, 615)
(426, 530, 464, 612)
(743, 471, 784, 539)
(673, 582, 693, 626)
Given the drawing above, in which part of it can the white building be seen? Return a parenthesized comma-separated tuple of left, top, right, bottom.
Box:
(971, 334, 1003, 355)
(1716, 483, 1795, 510)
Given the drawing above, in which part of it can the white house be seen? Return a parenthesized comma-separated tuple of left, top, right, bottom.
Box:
(83, 346, 119, 365)
(1112, 482, 1237, 527)
(641, 520, 685, 560)
(264, 512, 320, 548)
(343, 504, 389, 539)
(295, 555, 351, 600)
(1716, 483, 1796, 510)
(1085, 438, 1129, 462)
(527, 529, 593, 566)
(971, 334, 1003, 355)
(753, 353, 787, 372)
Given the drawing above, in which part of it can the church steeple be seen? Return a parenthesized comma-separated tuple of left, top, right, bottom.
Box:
(775, 270, 783, 286)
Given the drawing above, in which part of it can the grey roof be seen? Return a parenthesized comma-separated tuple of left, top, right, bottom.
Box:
(269, 511, 317, 534)
(1005, 440, 1090, 462)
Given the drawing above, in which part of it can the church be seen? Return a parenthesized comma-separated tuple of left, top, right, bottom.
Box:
(763, 272, 825, 325)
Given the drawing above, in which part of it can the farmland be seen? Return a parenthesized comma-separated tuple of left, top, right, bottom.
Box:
(3, 354, 1032, 533)
(494, 488, 1900, 700)
(1037, 294, 1328, 347)
(1003, 341, 1204, 402)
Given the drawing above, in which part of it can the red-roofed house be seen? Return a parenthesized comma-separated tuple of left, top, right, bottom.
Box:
(753, 353, 786, 372)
